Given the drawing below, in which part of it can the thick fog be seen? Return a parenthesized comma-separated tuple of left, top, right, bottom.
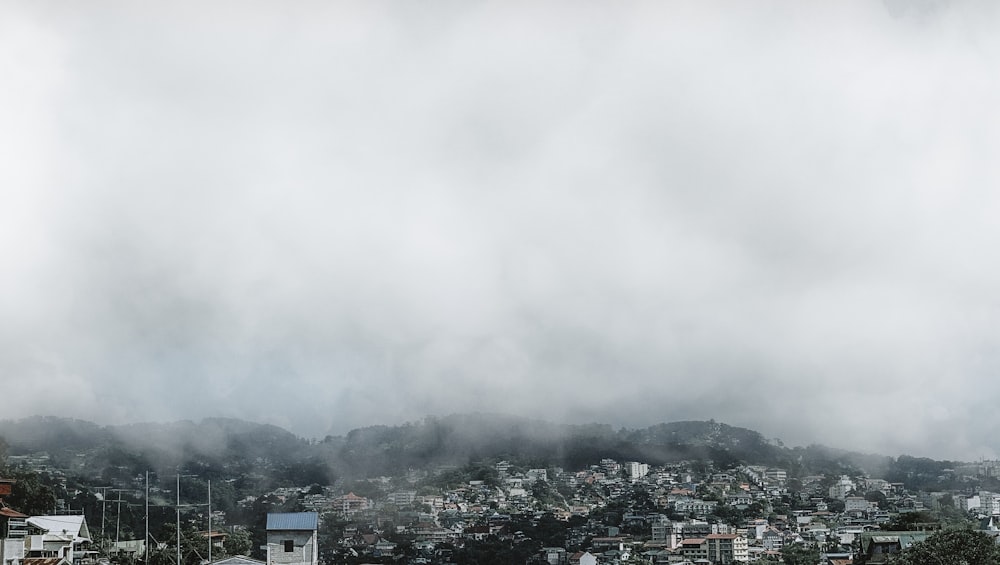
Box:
(3, 1, 1000, 460)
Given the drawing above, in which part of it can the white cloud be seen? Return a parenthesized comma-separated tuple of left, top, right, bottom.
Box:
(2, 1, 999, 459)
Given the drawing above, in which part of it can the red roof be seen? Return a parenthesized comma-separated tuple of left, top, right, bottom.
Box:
(0, 506, 27, 518)
(681, 538, 706, 545)
(22, 559, 68, 565)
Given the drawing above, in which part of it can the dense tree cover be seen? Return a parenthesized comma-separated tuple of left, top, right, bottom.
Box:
(453, 537, 539, 565)
(712, 501, 767, 526)
(780, 542, 820, 565)
(884, 455, 965, 491)
(881, 510, 939, 531)
(530, 480, 564, 509)
(1, 469, 57, 515)
(0, 414, 985, 487)
(223, 528, 253, 556)
(0, 415, 886, 483)
(887, 529, 1000, 565)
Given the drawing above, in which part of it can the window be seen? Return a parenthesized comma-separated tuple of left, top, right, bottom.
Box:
(283, 540, 294, 552)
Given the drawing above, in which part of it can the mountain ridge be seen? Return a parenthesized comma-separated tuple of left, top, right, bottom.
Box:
(1, 413, 911, 479)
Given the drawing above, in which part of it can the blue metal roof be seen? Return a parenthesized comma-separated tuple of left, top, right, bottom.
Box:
(266, 512, 318, 531)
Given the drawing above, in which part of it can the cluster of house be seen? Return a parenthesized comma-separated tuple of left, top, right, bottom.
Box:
(254, 458, 1000, 565)
(0, 476, 319, 565)
(12, 453, 1000, 565)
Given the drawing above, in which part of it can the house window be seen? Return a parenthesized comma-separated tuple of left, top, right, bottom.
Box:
(283, 540, 294, 552)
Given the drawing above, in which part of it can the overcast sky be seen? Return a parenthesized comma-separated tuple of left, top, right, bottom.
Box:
(3, 1, 1000, 460)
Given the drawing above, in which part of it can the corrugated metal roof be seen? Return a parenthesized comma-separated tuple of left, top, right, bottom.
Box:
(266, 512, 318, 531)
(26, 516, 91, 543)
(22, 558, 69, 565)
(209, 557, 266, 565)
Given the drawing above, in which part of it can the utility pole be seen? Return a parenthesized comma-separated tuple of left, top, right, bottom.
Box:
(176, 474, 181, 565)
(145, 471, 149, 565)
(95, 486, 112, 557)
(175, 473, 198, 565)
(110, 489, 132, 548)
(207, 480, 212, 564)
(116, 490, 123, 546)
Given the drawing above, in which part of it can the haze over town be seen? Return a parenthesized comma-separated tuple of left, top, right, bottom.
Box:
(3, 1, 1000, 461)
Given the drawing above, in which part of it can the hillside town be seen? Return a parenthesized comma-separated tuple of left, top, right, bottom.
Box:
(5, 453, 1000, 565)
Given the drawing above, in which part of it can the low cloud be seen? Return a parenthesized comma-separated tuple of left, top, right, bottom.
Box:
(2, 2, 999, 460)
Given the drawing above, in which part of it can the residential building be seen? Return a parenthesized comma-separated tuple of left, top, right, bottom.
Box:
(828, 476, 854, 500)
(209, 557, 265, 565)
(24, 515, 92, 565)
(858, 532, 930, 564)
(845, 496, 875, 514)
(1, 498, 27, 565)
(331, 493, 369, 515)
(705, 533, 749, 564)
(980, 491, 1000, 515)
(959, 494, 981, 513)
(540, 547, 567, 565)
(526, 469, 548, 483)
(673, 498, 718, 516)
(761, 528, 784, 551)
(265, 513, 318, 565)
(650, 516, 670, 543)
(388, 492, 416, 507)
(627, 463, 649, 482)
(764, 469, 787, 483)
(679, 538, 708, 562)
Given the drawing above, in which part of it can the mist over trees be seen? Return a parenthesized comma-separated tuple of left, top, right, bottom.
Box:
(0, 413, 968, 494)
(1, 413, 991, 565)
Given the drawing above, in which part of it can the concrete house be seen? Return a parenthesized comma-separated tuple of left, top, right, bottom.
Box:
(1, 503, 28, 565)
(265, 513, 318, 565)
(24, 516, 92, 565)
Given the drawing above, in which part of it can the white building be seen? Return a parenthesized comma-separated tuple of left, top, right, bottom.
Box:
(24, 515, 92, 565)
(627, 463, 650, 482)
(525, 469, 548, 483)
(1, 506, 28, 565)
(828, 476, 855, 500)
(388, 492, 416, 507)
(980, 492, 1000, 515)
(845, 496, 875, 513)
(958, 495, 981, 513)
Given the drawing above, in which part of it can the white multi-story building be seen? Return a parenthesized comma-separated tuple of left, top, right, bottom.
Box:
(674, 499, 719, 516)
(388, 491, 417, 506)
(627, 462, 649, 482)
(980, 492, 1000, 515)
(525, 469, 548, 483)
(845, 496, 875, 513)
(958, 494, 981, 512)
(680, 534, 749, 564)
(828, 476, 855, 500)
(764, 469, 787, 483)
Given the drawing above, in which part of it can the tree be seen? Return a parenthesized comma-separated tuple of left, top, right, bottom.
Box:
(882, 510, 937, 531)
(865, 490, 887, 508)
(888, 529, 1000, 565)
(223, 528, 253, 556)
(4, 470, 56, 515)
(780, 542, 820, 565)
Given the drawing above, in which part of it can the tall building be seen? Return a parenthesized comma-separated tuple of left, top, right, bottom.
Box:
(626, 462, 649, 482)
(705, 533, 749, 564)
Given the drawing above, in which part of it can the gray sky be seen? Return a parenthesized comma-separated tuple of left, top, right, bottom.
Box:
(3, 1, 1000, 461)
